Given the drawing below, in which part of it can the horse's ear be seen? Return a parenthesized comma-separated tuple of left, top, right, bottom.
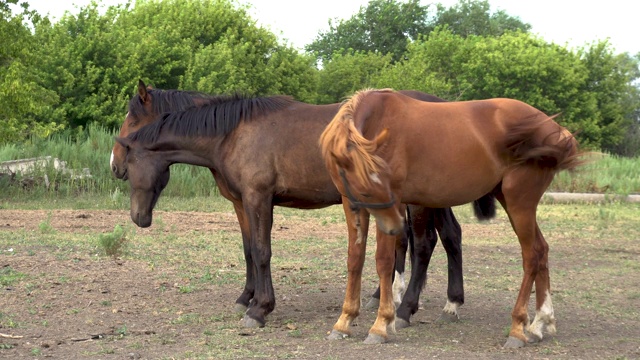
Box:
(373, 128, 389, 151)
(137, 80, 149, 103)
(115, 137, 132, 150)
(330, 151, 353, 171)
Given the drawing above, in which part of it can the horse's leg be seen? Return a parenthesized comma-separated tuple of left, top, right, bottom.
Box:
(213, 175, 255, 314)
(364, 227, 399, 344)
(396, 206, 438, 328)
(231, 201, 254, 314)
(433, 207, 464, 323)
(241, 191, 275, 328)
(525, 224, 556, 342)
(498, 168, 556, 348)
(328, 203, 370, 340)
(365, 209, 409, 310)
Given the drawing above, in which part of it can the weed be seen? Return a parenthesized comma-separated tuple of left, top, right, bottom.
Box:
(0, 267, 25, 287)
(98, 224, 127, 257)
(179, 284, 196, 294)
(116, 324, 128, 337)
(38, 213, 55, 234)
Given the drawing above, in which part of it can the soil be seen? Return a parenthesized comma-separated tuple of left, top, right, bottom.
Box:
(0, 209, 639, 359)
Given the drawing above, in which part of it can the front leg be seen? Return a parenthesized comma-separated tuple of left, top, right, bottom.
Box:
(231, 201, 254, 314)
(363, 227, 398, 344)
(241, 192, 275, 328)
(328, 202, 370, 340)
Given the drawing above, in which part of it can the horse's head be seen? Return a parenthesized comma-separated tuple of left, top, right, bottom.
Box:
(115, 137, 170, 228)
(111, 80, 156, 179)
(321, 118, 405, 235)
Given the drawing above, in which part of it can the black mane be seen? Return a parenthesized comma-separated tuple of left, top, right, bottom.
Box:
(128, 94, 296, 144)
(127, 88, 219, 126)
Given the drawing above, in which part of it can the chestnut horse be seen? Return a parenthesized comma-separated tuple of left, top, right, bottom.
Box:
(320, 89, 581, 347)
(111, 81, 494, 329)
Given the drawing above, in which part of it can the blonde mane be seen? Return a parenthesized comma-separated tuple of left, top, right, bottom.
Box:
(319, 89, 394, 187)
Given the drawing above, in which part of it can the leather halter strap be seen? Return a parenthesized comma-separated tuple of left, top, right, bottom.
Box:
(339, 169, 396, 210)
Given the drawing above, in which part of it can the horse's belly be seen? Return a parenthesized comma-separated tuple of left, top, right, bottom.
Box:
(273, 191, 341, 209)
(402, 166, 502, 207)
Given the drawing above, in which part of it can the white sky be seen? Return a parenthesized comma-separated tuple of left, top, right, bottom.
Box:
(18, 0, 640, 55)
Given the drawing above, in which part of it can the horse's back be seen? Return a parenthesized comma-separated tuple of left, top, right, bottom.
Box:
(355, 91, 569, 206)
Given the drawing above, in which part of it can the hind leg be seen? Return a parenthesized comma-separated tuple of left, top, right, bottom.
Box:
(498, 167, 556, 348)
(434, 208, 464, 323)
(396, 206, 438, 327)
(526, 225, 556, 342)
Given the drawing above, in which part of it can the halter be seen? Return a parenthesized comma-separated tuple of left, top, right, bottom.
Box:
(339, 169, 396, 211)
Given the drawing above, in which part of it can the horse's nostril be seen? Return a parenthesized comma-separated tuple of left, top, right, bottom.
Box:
(112, 164, 118, 173)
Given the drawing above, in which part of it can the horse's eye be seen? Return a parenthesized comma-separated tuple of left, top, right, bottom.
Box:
(360, 193, 372, 198)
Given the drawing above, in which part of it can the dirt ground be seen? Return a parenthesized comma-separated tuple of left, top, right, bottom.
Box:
(1, 208, 639, 359)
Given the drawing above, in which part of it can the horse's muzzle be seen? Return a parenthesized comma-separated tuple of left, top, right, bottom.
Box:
(131, 211, 152, 228)
(111, 164, 128, 180)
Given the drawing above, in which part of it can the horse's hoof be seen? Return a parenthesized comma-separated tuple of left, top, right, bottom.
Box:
(326, 329, 349, 340)
(233, 303, 248, 315)
(242, 314, 265, 328)
(395, 317, 410, 329)
(436, 312, 460, 323)
(363, 333, 387, 344)
(503, 336, 526, 348)
(364, 297, 380, 310)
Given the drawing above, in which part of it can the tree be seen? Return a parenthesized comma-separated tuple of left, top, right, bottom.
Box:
(315, 51, 393, 104)
(306, 0, 430, 63)
(578, 41, 640, 153)
(0, 0, 63, 144)
(30, 0, 319, 131)
(180, 24, 318, 102)
(426, 0, 530, 37)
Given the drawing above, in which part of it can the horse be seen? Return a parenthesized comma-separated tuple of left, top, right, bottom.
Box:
(111, 81, 494, 329)
(320, 88, 582, 347)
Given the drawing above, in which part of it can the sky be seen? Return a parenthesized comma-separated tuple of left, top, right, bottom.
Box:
(18, 0, 640, 55)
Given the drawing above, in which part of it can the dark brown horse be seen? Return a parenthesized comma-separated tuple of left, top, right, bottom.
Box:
(111, 81, 494, 329)
(320, 88, 582, 347)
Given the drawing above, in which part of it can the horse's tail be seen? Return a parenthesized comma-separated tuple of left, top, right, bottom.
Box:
(472, 194, 496, 221)
(506, 114, 583, 172)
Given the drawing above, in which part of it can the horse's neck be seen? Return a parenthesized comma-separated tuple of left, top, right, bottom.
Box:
(155, 135, 223, 169)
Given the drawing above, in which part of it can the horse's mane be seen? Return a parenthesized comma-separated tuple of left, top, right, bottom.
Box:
(319, 88, 393, 186)
(128, 94, 295, 143)
(127, 88, 220, 126)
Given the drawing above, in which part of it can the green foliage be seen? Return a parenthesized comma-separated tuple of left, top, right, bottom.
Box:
(28, 0, 318, 132)
(578, 42, 640, 153)
(180, 28, 318, 101)
(551, 153, 640, 195)
(315, 51, 393, 104)
(99, 224, 127, 257)
(427, 0, 531, 37)
(0, 266, 25, 287)
(0, 1, 62, 144)
(306, 0, 430, 63)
